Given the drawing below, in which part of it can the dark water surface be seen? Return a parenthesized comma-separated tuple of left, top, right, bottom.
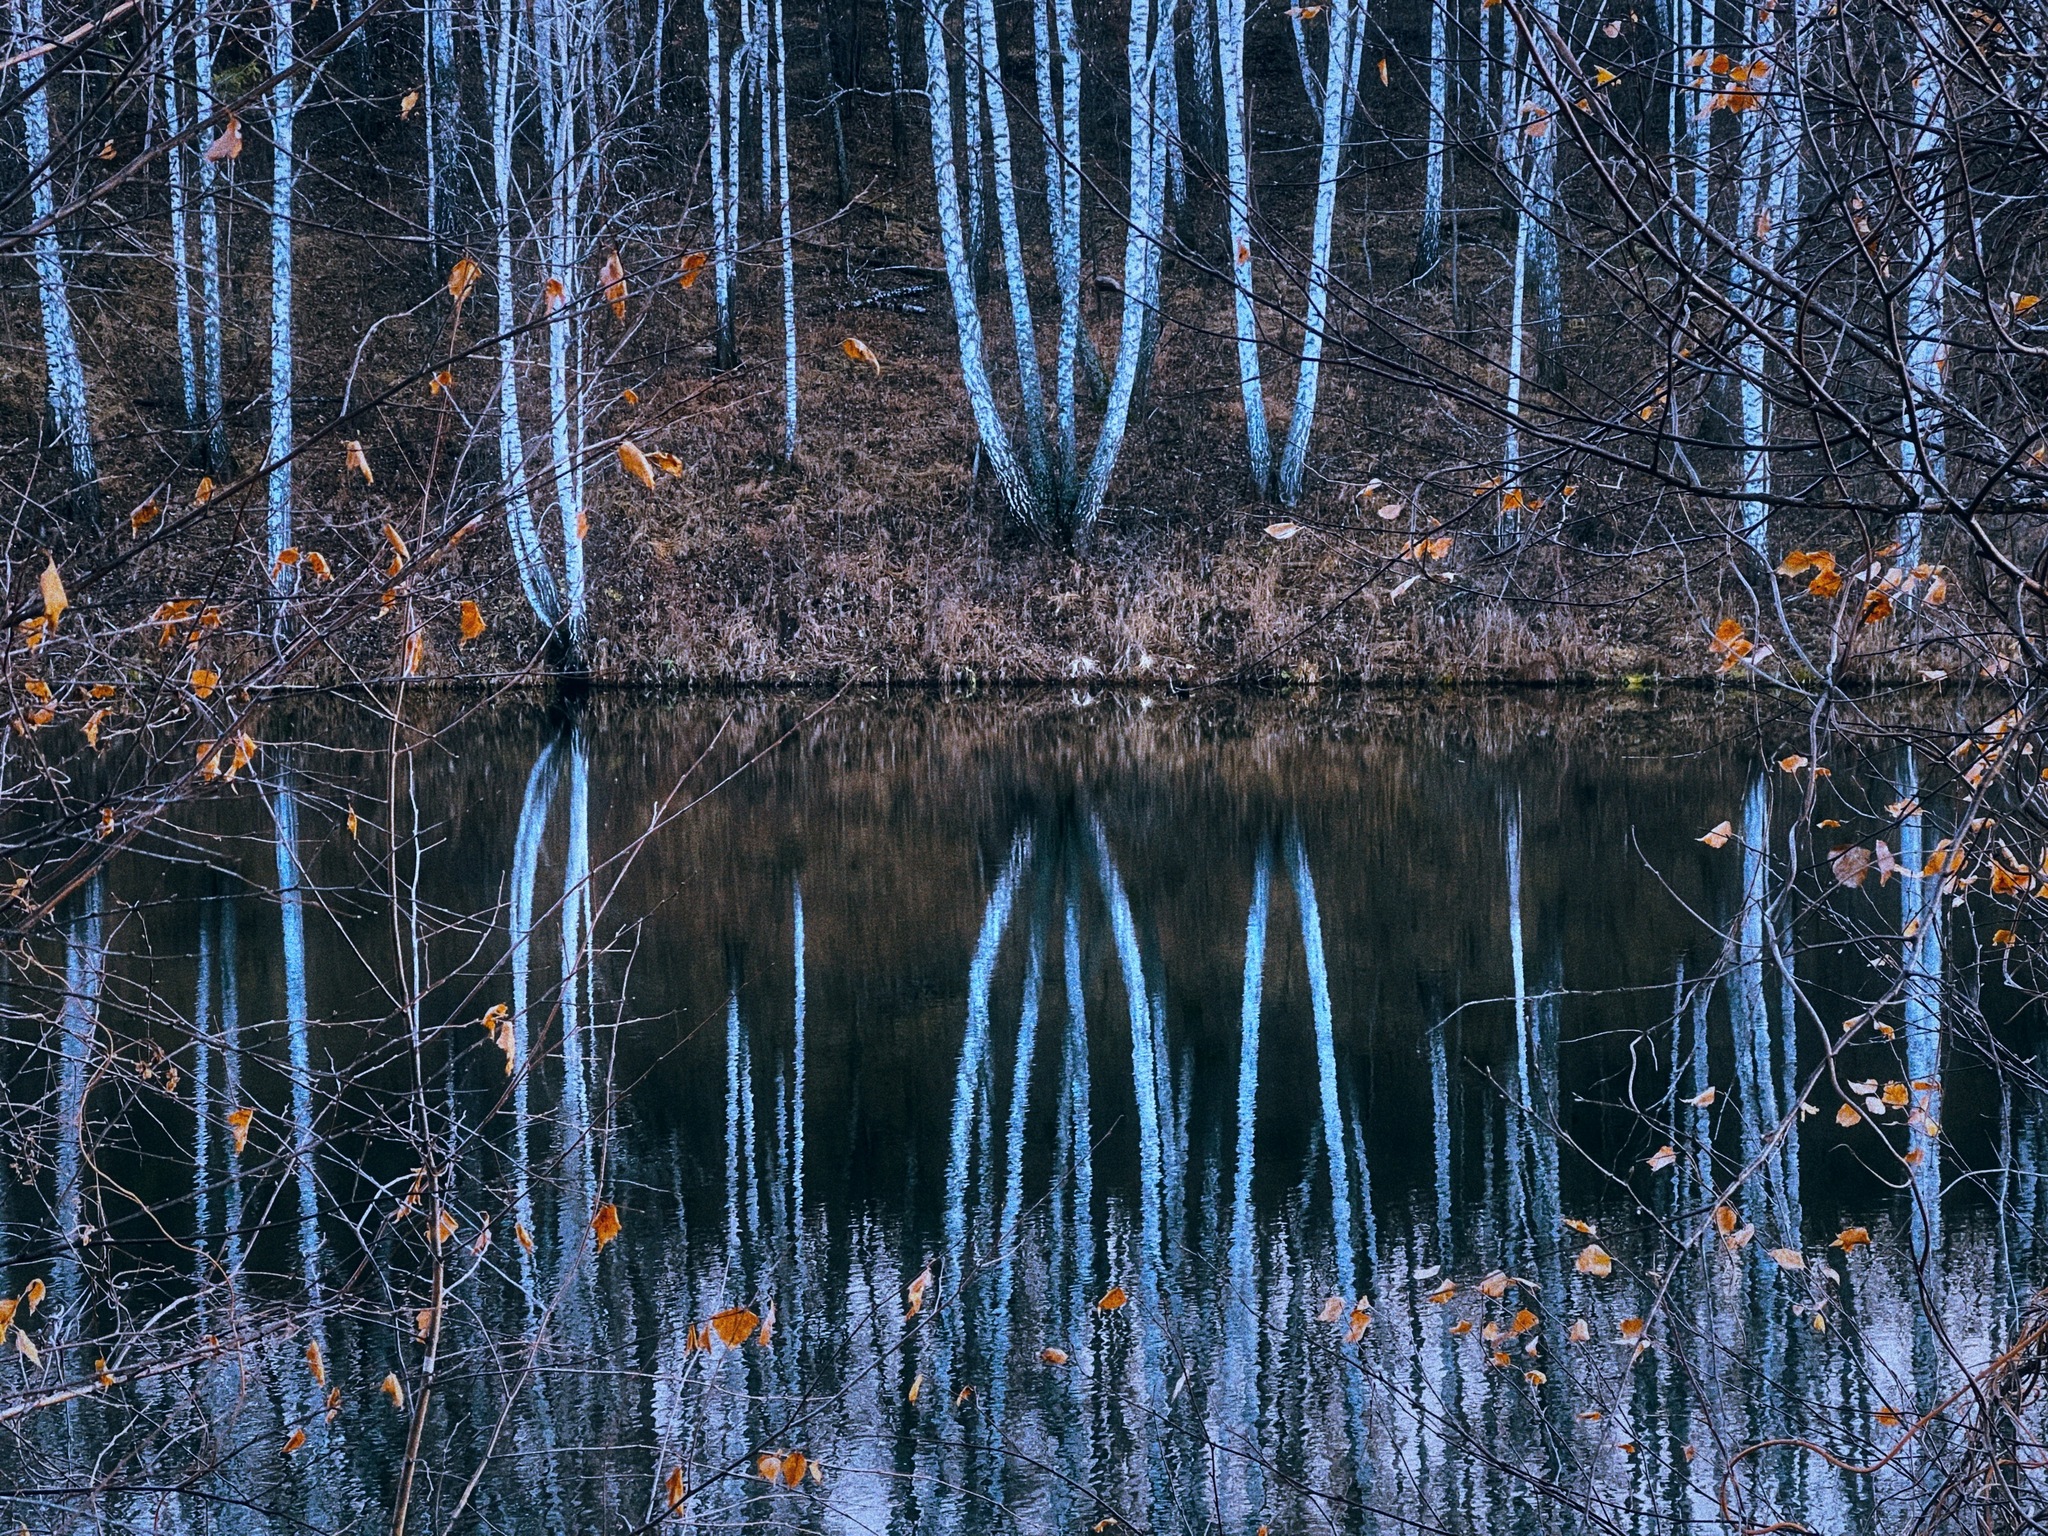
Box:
(0, 692, 2029, 1534)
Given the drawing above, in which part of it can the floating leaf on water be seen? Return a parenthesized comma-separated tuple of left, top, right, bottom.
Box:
(1575, 1244, 1613, 1278)
(1833, 1226, 1871, 1252)
(1097, 1285, 1129, 1312)
(1768, 1248, 1804, 1270)
(1041, 1347, 1069, 1365)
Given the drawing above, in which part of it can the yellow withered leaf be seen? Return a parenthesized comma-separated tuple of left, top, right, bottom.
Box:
(592, 1202, 622, 1251)
(1713, 1204, 1738, 1234)
(306, 1341, 326, 1385)
(448, 256, 481, 303)
(1647, 1144, 1677, 1170)
(601, 251, 628, 319)
(382, 523, 409, 573)
(346, 440, 374, 484)
(83, 708, 106, 749)
(650, 450, 684, 476)
(1619, 1317, 1645, 1340)
(679, 250, 708, 288)
(515, 1221, 535, 1253)
(1686, 1086, 1717, 1107)
(190, 668, 219, 700)
(618, 441, 656, 489)
(1698, 821, 1732, 849)
(1345, 1306, 1370, 1343)
(228, 1106, 255, 1153)
(665, 1467, 687, 1512)
(1097, 1285, 1129, 1312)
(415, 1308, 433, 1340)
(1479, 1270, 1510, 1298)
(906, 1265, 932, 1317)
(1568, 1318, 1590, 1343)
(39, 558, 67, 635)
(24, 1279, 44, 1313)
(382, 1372, 405, 1409)
(203, 115, 242, 161)
(1768, 1248, 1804, 1270)
(841, 336, 881, 374)
(1836, 1103, 1861, 1127)
(1594, 66, 1618, 85)
(711, 1306, 761, 1346)
(1316, 1294, 1346, 1323)
(96, 1355, 114, 1386)
(1427, 1279, 1457, 1303)
(2013, 293, 2040, 314)
(758, 1454, 780, 1482)
(1040, 1347, 1069, 1364)
(130, 498, 161, 534)
(15, 1330, 39, 1366)
(435, 1209, 459, 1246)
(1882, 1080, 1910, 1107)
(1377, 57, 1388, 85)
(401, 88, 420, 118)
(1575, 1243, 1613, 1277)
(194, 475, 216, 505)
(1266, 522, 1301, 540)
(0, 1298, 15, 1346)
(459, 599, 485, 645)
(305, 551, 332, 581)
(283, 1428, 307, 1455)
(1833, 1226, 1871, 1252)
(1563, 1217, 1596, 1235)
(780, 1451, 808, 1485)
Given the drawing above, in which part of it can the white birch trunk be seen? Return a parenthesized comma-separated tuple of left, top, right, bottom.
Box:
(266, 0, 296, 617)
(1274, 0, 1357, 505)
(484, 0, 565, 625)
(772, 0, 796, 455)
(158, 0, 198, 423)
(195, 0, 229, 472)
(10, 0, 98, 504)
(1897, 4, 1945, 569)
(1218, 0, 1269, 491)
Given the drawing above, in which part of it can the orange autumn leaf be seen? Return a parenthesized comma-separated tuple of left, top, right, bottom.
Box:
(1097, 1285, 1129, 1312)
(227, 1106, 254, 1154)
(679, 250, 708, 288)
(345, 440, 374, 484)
(203, 115, 242, 161)
(665, 1467, 687, 1512)
(282, 1428, 307, 1455)
(130, 498, 161, 534)
(711, 1306, 761, 1346)
(618, 441, 657, 489)
(459, 599, 485, 645)
(592, 1202, 622, 1251)
(448, 256, 482, 303)
(39, 558, 67, 635)
(1833, 1226, 1872, 1252)
(190, 668, 219, 701)
(842, 336, 881, 374)
(601, 251, 628, 319)
(1575, 1243, 1613, 1277)
(780, 1451, 808, 1486)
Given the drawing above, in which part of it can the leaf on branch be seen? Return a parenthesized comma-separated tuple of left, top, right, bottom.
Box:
(130, 498, 161, 534)
(592, 1202, 622, 1251)
(382, 1372, 405, 1409)
(665, 1468, 687, 1512)
(906, 1265, 932, 1317)
(283, 1428, 307, 1455)
(1698, 820, 1732, 849)
(1575, 1243, 1613, 1277)
(33, 558, 69, 641)
(650, 450, 684, 476)
(306, 1341, 325, 1386)
(601, 251, 628, 319)
(227, 1106, 254, 1154)
(346, 440, 374, 484)
(401, 88, 420, 118)
(679, 250, 708, 288)
(459, 599, 485, 645)
(711, 1306, 761, 1346)
(190, 668, 219, 701)
(1647, 1145, 1677, 1171)
(619, 441, 657, 489)
(448, 256, 481, 303)
(203, 116, 242, 161)
(841, 336, 881, 374)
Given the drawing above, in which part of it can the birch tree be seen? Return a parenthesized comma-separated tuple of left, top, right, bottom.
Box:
(9, 0, 98, 510)
(265, 0, 297, 621)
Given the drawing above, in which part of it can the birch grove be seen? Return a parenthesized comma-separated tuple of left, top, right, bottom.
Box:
(0, 0, 2040, 675)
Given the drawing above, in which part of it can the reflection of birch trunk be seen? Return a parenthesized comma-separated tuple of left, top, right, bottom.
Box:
(53, 878, 106, 1304)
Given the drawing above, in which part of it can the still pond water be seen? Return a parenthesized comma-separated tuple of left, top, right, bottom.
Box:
(1, 693, 2030, 1534)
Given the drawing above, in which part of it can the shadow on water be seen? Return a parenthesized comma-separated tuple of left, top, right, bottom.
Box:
(0, 690, 2037, 1533)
